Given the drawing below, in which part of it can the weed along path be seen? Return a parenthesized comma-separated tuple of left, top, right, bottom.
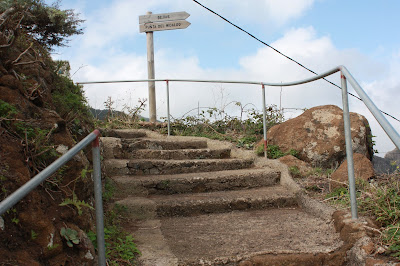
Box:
(101, 129, 353, 265)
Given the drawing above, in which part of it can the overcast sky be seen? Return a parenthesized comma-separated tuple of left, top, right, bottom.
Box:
(52, 0, 400, 156)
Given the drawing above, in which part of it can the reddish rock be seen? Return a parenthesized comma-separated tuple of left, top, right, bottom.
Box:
(278, 155, 313, 177)
(267, 105, 373, 168)
(362, 240, 375, 255)
(365, 258, 385, 266)
(330, 153, 375, 190)
(0, 75, 23, 91)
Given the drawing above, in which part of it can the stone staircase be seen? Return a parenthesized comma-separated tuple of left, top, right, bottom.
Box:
(101, 129, 345, 265)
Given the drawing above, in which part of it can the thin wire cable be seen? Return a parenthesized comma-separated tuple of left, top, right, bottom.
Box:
(192, 0, 400, 123)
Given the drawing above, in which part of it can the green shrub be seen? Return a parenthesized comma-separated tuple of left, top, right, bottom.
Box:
(256, 143, 299, 159)
(168, 104, 283, 145)
(88, 204, 140, 264)
(0, 100, 17, 119)
(267, 145, 285, 159)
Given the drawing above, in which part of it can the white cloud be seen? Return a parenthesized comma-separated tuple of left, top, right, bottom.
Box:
(76, 26, 384, 120)
(72, 0, 316, 52)
(351, 52, 400, 155)
(194, 0, 315, 26)
(237, 26, 400, 155)
(266, 0, 315, 24)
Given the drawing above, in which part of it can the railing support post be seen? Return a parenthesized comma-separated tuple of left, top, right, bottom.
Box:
(166, 80, 171, 136)
(92, 134, 107, 265)
(262, 84, 267, 158)
(341, 73, 358, 219)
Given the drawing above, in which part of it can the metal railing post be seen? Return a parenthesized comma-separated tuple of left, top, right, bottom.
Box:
(341, 73, 358, 219)
(92, 134, 106, 266)
(262, 84, 267, 158)
(166, 80, 171, 136)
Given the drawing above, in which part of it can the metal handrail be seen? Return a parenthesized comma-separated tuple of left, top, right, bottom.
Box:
(0, 129, 106, 266)
(78, 65, 400, 220)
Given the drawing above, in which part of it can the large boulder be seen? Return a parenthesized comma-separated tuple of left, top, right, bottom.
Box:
(330, 153, 375, 190)
(267, 105, 373, 168)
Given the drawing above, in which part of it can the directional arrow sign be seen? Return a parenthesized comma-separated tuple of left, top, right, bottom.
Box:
(139, 11, 190, 24)
(139, 20, 191, 33)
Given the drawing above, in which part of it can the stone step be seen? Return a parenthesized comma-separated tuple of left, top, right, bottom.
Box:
(100, 128, 147, 138)
(133, 209, 343, 265)
(116, 186, 297, 219)
(112, 168, 280, 197)
(120, 148, 231, 160)
(104, 158, 254, 176)
(121, 138, 208, 150)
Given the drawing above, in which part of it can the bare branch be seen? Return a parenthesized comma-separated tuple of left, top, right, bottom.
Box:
(0, 7, 15, 21)
(14, 13, 24, 31)
(0, 30, 15, 48)
(0, 11, 24, 49)
(11, 42, 33, 64)
(0, 41, 13, 48)
(14, 60, 43, 66)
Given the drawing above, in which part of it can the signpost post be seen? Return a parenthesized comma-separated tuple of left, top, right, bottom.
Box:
(139, 11, 190, 122)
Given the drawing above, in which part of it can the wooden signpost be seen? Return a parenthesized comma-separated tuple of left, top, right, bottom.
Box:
(139, 11, 191, 122)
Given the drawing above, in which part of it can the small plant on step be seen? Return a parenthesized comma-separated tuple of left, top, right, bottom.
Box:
(289, 166, 302, 178)
(236, 136, 257, 149)
(60, 227, 80, 247)
(31, 230, 38, 240)
(103, 177, 116, 202)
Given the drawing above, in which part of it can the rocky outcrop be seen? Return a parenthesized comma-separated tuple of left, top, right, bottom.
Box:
(330, 153, 375, 189)
(372, 155, 396, 175)
(267, 105, 373, 168)
(385, 148, 400, 166)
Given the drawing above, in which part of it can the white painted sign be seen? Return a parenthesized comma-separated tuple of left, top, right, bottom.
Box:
(139, 20, 191, 33)
(139, 11, 190, 24)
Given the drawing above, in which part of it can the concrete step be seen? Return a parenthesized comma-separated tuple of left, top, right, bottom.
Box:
(101, 137, 226, 160)
(120, 148, 231, 160)
(122, 138, 208, 150)
(133, 209, 343, 265)
(100, 128, 147, 138)
(116, 186, 297, 219)
(112, 168, 280, 197)
(104, 158, 254, 176)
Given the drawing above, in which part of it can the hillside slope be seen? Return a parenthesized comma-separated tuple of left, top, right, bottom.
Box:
(0, 2, 97, 264)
